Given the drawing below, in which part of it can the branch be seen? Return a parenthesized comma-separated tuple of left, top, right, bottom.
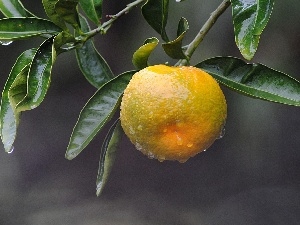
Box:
(178, 0, 231, 66)
(84, 0, 146, 39)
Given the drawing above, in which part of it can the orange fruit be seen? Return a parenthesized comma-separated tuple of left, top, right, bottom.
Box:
(120, 65, 227, 162)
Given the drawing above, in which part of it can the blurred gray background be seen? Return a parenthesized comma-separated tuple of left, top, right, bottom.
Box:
(0, 0, 299, 224)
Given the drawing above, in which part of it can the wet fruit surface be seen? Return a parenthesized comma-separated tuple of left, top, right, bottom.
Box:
(120, 65, 227, 162)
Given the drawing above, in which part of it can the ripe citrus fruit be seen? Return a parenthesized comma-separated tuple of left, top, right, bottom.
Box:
(120, 65, 227, 163)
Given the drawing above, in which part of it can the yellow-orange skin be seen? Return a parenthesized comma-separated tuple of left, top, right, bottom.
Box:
(120, 65, 227, 162)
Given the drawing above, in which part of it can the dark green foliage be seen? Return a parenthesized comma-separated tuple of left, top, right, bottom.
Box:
(75, 15, 113, 88)
(231, 0, 275, 60)
(162, 17, 189, 59)
(65, 71, 135, 160)
(197, 57, 300, 106)
(96, 119, 123, 196)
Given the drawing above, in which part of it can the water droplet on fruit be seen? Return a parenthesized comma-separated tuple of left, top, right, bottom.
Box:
(149, 111, 153, 118)
(147, 152, 155, 159)
(179, 158, 187, 163)
(135, 142, 143, 151)
(158, 156, 165, 162)
(217, 125, 226, 139)
(177, 139, 183, 146)
(137, 125, 143, 130)
(129, 126, 135, 135)
(187, 143, 193, 148)
(176, 133, 183, 145)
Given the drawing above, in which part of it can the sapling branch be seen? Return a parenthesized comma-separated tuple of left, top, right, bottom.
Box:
(77, 0, 230, 68)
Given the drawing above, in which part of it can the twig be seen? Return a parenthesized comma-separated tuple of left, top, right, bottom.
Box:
(177, 0, 231, 66)
(84, 0, 146, 39)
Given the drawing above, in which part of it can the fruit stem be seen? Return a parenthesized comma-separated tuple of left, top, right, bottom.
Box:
(177, 0, 231, 66)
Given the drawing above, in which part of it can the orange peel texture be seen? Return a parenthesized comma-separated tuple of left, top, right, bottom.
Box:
(120, 65, 227, 162)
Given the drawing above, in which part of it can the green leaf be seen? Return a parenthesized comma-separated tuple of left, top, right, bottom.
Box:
(142, 0, 169, 42)
(66, 71, 135, 160)
(55, 0, 80, 30)
(79, 0, 102, 25)
(231, 0, 274, 60)
(0, 0, 32, 17)
(196, 57, 300, 106)
(16, 37, 56, 112)
(0, 48, 36, 152)
(42, 0, 67, 29)
(162, 17, 189, 59)
(76, 15, 113, 88)
(132, 37, 159, 70)
(8, 67, 29, 110)
(0, 17, 62, 40)
(96, 119, 122, 196)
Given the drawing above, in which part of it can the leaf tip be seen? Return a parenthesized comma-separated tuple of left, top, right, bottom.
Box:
(96, 182, 104, 197)
(65, 149, 77, 160)
(5, 145, 14, 154)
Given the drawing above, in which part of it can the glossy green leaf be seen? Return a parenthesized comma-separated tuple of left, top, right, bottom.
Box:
(8, 66, 29, 110)
(0, 17, 62, 40)
(142, 0, 169, 42)
(0, 48, 36, 152)
(55, 0, 80, 30)
(0, 0, 32, 17)
(96, 119, 122, 196)
(79, 0, 102, 25)
(66, 71, 135, 160)
(76, 15, 113, 88)
(16, 37, 56, 112)
(42, 0, 67, 29)
(196, 57, 300, 106)
(6, 69, 28, 150)
(231, 0, 274, 60)
(132, 37, 159, 70)
(162, 17, 188, 59)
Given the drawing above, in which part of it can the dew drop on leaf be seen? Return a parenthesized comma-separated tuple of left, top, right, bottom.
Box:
(7, 146, 14, 154)
(0, 40, 13, 46)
